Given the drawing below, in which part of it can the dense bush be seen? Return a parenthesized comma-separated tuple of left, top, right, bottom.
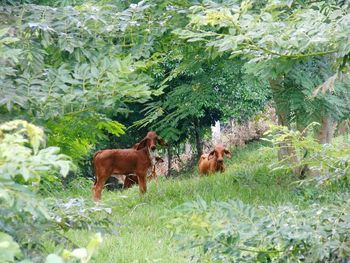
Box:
(170, 198, 350, 262)
(0, 1, 158, 167)
(263, 124, 350, 184)
(46, 114, 125, 165)
(0, 120, 110, 262)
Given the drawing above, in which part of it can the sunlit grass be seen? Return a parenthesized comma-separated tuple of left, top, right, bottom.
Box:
(46, 141, 330, 262)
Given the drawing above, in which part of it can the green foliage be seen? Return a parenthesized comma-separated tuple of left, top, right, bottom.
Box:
(46, 114, 125, 164)
(0, 27, 21, 81)
(0, 120, 71, 196)
(137, 53, 270, 144)
(170, 198, 350, 262)
(0, 2, 163, 168)
(60, 233, 103, 263)
(0, 120, 71, 260)
(263, 124, 350, 185)
(177, 1, 350, 71)
(0, 1, 162, 128)
(48, 198, 113, 233)
(0, 232, 21, 262)
(251, 57, 350, 129)
(176, 0, 350, 135)
(45, 233, 102, 263)
(0, 0, 183, 169)
(284, 58, 350, 126)
(0, 120, 112, 261)
(0, 0, 196, 165)
(0, 0, 193, 120)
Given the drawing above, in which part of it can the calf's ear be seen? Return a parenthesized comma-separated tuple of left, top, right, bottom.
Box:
(155, 156, 164, 163)
(132, 143, 140, 149)
(136, 138, 148, 150)
(224, 149, 232, 159)
(208, 150, 215, 160)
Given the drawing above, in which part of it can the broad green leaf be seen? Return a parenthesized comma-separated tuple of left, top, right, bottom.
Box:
(0, 232, 22, 262)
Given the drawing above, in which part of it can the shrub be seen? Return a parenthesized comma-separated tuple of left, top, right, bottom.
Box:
(169, 198, 350, 262)
(263, 124, 350, 185)
(46, 233, 103, 263)
(0, 120, 72, 259)
(0, 120, 111, 261)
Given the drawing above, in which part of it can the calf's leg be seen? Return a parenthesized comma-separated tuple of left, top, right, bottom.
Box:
(137, 174, 147, 194)
(92, 167, 109, 201)
(124, 176, 138, 189)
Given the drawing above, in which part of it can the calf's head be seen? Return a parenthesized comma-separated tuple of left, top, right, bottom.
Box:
(208, 144, 231, 163)
(136, 131, 165, 151)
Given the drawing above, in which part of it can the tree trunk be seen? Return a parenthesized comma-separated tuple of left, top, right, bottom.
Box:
(317, 112, 335, 144)
(269, 78, 303, 177)
(336, 119, 349, 142)
(269, 79, 289, 126)
(166, 144, 172, 178)
(193, 119, 202, 160)
(269, 79, 292, 160)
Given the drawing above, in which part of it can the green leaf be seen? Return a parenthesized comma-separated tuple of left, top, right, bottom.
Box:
(45, 254, 64, 263)
(57, 161, 70, 177)
(0, 232, 22, 262)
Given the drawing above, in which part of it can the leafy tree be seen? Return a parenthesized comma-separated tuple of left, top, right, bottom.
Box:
(1, 0, 270, 168)
(171, 0, 350, 178)
(176, 0, 350, 143)
(277, 58, 350, 135)
(0, 2, 163, 164)
(136, 48, 270, 167)
(0, 1, 199, 166)
(0, 5, 154, 117)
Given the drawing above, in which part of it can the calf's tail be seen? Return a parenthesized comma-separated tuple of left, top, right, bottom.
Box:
(92, 150, 102, 185)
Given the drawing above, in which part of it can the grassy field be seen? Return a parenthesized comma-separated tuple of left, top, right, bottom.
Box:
(45, 142, 342, 262)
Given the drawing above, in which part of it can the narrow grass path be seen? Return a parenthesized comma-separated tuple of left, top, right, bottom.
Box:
(61, 143, 301, 262)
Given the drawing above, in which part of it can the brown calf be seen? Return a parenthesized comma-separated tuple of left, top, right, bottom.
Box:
(92, 131, 164, 201)
(198, 144, 231, 175)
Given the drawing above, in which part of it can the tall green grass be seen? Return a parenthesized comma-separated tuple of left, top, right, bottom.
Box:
(45, 142, 339, 262)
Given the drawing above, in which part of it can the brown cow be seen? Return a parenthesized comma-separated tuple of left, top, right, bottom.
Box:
(92, 131, 164, 201)
(198, 144, 231, 175)
(123, 156, 164, 189)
